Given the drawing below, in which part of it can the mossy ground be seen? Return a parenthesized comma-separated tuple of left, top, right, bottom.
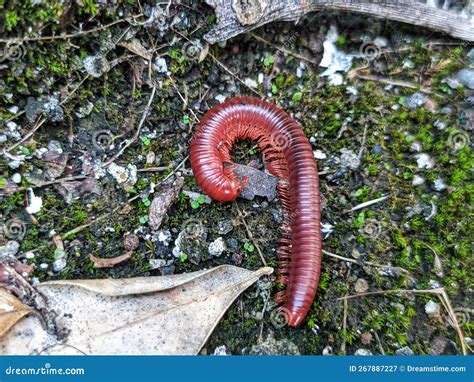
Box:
(0, 1, 472, 355)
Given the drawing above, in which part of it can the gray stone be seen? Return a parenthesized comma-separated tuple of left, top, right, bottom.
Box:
(216, 219, 233, 235)
(0, 241, 20, 257)
(354, 349, 373, 355)
(354, 278, 369, 293)
(208, 237, 226, 257)
(83, 55, 110, 78)
(52, 258, 67, 273)
(149, 258, 167, 269)
(213, 345, 230, 355)
(25, 96, 64, 123)
(456, 69, 474, 89)
(425, 300, 440, 318)
(396, 346, 414, 355)
(405, 92, 426, 109)
(433, 178, 447, 192)
(339, 148, 360, 169)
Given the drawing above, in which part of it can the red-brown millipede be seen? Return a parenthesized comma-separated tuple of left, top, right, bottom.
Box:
(190, 97, 322, 326)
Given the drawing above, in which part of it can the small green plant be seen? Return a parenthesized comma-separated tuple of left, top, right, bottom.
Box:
(183, 115, 190, 125)
(263, 55, 275, 66)
(336, 36, 346, 46)
(141, 198, 151, 207)
(292, 91, 303, 103)
(243, 242, 255, 253)
(140, 136, 151, 146)
(180, 252, 188, 262)
(139, 215, 149, 224)
(191, 194, 206, 209)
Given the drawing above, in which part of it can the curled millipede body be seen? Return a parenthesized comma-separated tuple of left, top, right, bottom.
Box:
(190, 97, 322, 326)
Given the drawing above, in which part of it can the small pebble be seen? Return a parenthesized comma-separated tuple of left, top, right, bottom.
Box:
(361, 332, 373, 345)
(415, 153, 434, 169)
(405, 92, 426, 109)
(52, 258, 67, 273)
(146, 151, 156, 164)
(208, 237, 226, 257)
(213, 345, 229, 355)
(313, 150, 327, 159)
(396, 346, 414, 356)
(123, 233, 140, 251)
(412, 175, 425, 186)
(425, 300, 440, 318)
(8, 105, 19, 114)
(0, 241, 20, 257)
(322, 345, 333, 355)
(354, 278, 369, 293)
(11, 173, 21, 183)
(215, 94, 226, 103)
(456, 68, 474, 89)
(409, 142, 422, 152)
(153, 57, 168, 74)
(149, 259, 167, 269)
(354, 349, 373, 356)
(433, 178, 447, 192)
(244, 78, 257, 89)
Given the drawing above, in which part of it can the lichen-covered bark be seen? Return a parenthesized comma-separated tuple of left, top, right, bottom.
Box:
(205, 0, 474, 43)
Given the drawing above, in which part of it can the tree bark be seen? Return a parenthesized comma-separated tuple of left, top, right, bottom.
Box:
(204, 0, 474, 43)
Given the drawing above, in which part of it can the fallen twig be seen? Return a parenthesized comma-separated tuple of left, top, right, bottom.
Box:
(322, 249, 408, 274)
(351, 73, 436, 95)
(348, 195, 390, 212)
(249, 32, 319, 65)
(103, 83, 157, 167)
(0, 14, 143, 43)
(236, 204, 267, 266)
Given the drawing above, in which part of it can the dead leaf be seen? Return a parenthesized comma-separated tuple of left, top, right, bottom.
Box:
(0, 265, 273, 355)
(148, 177, 184, 230)
(118, 39, 152, 61)
(90, 252, 132, 268)
(0, 288, 32, 337)
(198, 45, 209, 63)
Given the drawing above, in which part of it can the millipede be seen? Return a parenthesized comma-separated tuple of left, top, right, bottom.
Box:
(190, 97, 322, 326)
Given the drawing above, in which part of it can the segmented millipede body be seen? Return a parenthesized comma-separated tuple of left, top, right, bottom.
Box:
(190, 97, 322, 326)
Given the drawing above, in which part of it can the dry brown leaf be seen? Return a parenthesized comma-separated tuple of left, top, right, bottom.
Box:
(90, 252, 132, 268)
(118, 39, 152, 60)
(0, 288, 32, 337)
(0, 265, 272, 355)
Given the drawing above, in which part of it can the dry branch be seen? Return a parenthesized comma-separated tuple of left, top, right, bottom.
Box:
(204, 0, 474, 43)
